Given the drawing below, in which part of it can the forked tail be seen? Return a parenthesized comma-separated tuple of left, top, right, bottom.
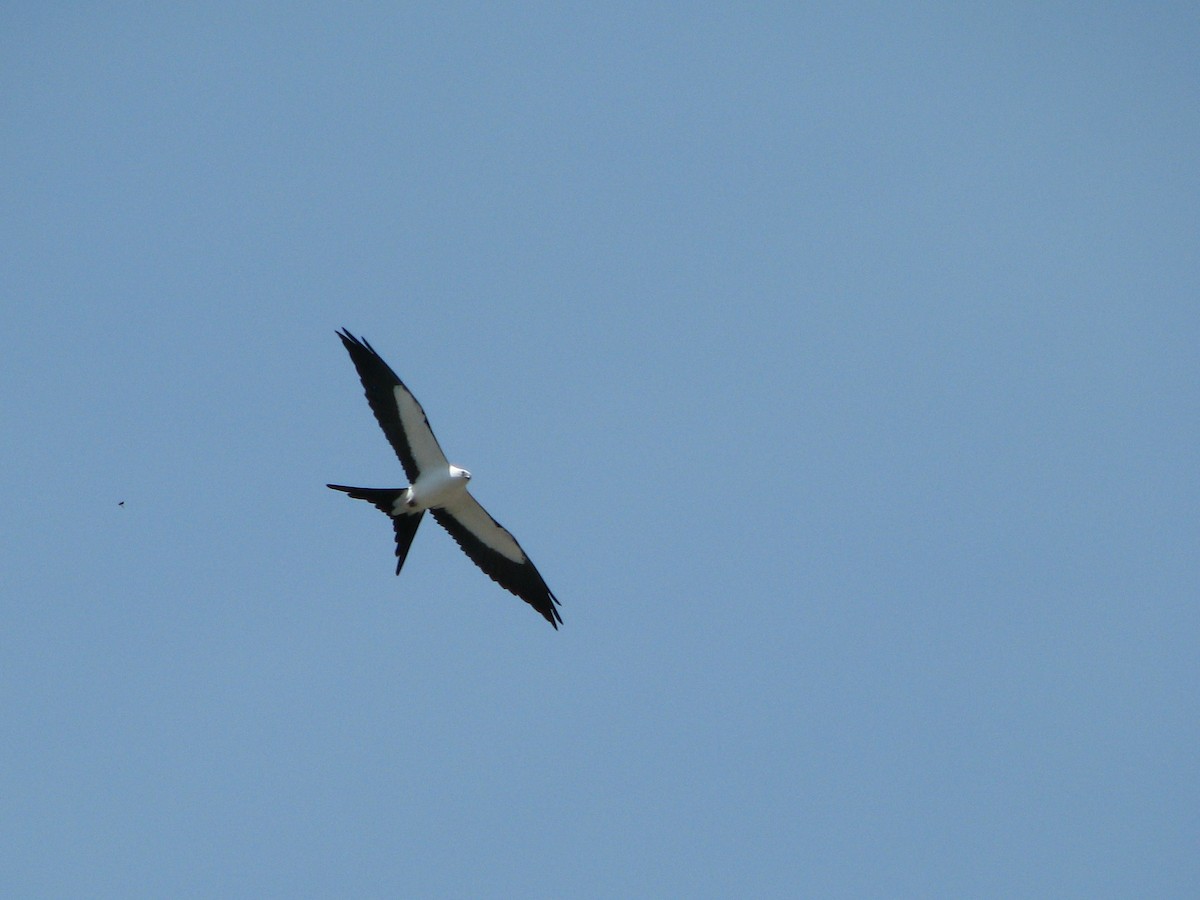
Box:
(327, 484, 424, 575)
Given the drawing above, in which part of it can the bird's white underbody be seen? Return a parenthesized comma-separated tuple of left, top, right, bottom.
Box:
(399, 464, 471, 512)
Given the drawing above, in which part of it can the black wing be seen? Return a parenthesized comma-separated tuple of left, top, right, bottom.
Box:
(335, 329, 448, 483)
(432, 495, 562, 628)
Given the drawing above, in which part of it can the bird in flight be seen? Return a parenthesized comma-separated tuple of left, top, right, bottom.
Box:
(328, 329, 562, 628)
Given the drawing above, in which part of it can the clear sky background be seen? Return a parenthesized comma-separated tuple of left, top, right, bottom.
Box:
(3, 4, 1197, 897)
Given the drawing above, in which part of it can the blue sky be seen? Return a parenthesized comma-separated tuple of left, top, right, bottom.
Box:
(3, 3, 1197, 897)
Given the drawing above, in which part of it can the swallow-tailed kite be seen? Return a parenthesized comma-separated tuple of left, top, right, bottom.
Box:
(328, 329, 562, 628)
